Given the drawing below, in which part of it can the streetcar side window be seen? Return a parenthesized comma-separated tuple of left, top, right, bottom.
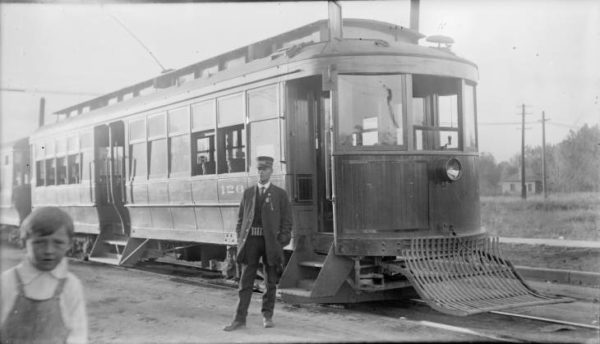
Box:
(192, 131, 215, 175)
(129, 118, 147, 180)
(248, 85, 278, 121)
(129, 142, 147, 179)
(45, 159, 56, 186)
(56, 157, 67, 185)
(35, 143, 45, 187)
(36, 160, 45, 186)
(217, 94, 246, 174)
(191, 100, 216, 176)
(168, 107, 191, 176)
(80, 132, 93, 182)
(148, 113, 167, 178)
(337, 74, 405, 149)
(67, 136, 80, 184)
(170, 135, 191, 175)
(67, 154, 80, 184)
(248, 85, 281, 171)
(412, 75, 461, 151)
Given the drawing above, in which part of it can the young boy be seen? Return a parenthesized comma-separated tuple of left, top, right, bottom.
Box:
(1, 207, 88, 344)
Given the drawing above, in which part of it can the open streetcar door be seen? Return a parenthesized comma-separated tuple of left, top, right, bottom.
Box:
(286, 76, 334, 236)
(93, 121, 129, 236)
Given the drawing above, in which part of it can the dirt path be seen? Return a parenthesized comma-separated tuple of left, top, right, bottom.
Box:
(1, 244, 477, 343)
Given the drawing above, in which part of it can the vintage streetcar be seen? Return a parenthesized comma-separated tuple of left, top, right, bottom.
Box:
(0, 11, 561, 315)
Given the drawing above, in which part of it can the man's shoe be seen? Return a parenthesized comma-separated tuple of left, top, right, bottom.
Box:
(263, 317, 274, 328)
(223, 320, 246, 331)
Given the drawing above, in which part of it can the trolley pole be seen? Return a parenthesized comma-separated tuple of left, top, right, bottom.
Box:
(38, 97, 46, 128)
(410, 0, 420, 32)
(521, 104, 526, 200)
(541, 111, 548, 199)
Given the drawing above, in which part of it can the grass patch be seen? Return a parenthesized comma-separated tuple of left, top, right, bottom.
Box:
(481, 192, 599, 240)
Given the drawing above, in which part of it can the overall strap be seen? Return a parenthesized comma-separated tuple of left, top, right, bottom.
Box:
(53, 278, 68, 298)
(13, 268, 26, 295)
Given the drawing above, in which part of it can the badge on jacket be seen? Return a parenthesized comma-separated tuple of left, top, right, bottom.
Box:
(266, 192, 273, 211)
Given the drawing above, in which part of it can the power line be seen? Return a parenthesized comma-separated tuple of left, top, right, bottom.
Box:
(104, 10, 169, 73)
(479, 122, 536, 126)
(548, 121, 579, 129)
(1, 87, 101, 97)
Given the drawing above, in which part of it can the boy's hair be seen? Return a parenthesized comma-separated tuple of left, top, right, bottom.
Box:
(20, 207, 75, 241)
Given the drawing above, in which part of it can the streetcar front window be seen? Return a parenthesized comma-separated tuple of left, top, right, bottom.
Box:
(463, 82, 477, 150)
(412, 75, 461, 151)
(338, 74, 405, 149)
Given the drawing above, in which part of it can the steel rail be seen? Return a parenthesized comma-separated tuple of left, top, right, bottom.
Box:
(490, 310, 600, 331)
(74, 257, 598, 339)
(411, 298, 599, 331)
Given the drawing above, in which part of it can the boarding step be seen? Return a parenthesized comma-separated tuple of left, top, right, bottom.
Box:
(299, 260, 324, 269)
(88, 254, 121, 266)
(88, 233, 130, 265)
(278, 287, 312, 298)
(104, 239, 128, 247)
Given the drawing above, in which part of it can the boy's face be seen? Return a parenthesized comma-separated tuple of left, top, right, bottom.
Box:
(26, 226, 71, 271)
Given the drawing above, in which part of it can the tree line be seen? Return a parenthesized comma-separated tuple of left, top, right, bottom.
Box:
(479, 124, 600, 195)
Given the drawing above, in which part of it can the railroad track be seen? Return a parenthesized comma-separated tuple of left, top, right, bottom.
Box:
(110, 258, 599, 342)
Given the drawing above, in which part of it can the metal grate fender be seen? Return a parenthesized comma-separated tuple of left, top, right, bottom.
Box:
(401, 235, 571, 316)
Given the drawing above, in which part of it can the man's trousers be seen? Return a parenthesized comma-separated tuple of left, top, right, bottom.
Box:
(234, 235, 278, 322)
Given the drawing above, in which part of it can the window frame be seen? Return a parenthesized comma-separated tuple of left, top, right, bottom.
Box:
(79, 130, 94, 184)
(247, 84, 279, 122)
(217, 92, 247, 174)
(410, 75, 463, 152)
(192, 129, 216, 176)
(191, 99, 217, 178)
(128, 116, 148, 181)
(462, 80, 478, 152)
(335, 73, 409, 152)
(167, 105, 192, 178)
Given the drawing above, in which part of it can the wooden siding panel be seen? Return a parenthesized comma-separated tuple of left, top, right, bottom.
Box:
(129, 208, 153, 230)
(337, 157, 428, 234)
(195, 207, 224, 230)
(171, 207, 196, 230)
(150, 208, 172, 230)
(169, 179, 192, 204)
(129, 183, 147, 204)
(147, 181, 168, 204)
(191, 179, 218, 203)
(220, 207, 238, 232)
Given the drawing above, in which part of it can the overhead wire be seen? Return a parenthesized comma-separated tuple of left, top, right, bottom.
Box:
(103, 9, 169, 73)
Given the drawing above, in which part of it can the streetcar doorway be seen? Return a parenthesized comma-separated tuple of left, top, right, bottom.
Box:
(94, 121, 129, 236)
(286, 76, 333, 233)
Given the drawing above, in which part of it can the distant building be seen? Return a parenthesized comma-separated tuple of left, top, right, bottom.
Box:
(500, 171, 543, 195)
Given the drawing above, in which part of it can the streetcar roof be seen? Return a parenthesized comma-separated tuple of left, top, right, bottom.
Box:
(34, 19, 478, 138)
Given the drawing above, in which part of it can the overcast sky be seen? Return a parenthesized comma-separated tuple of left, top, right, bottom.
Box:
(1, 0, 598, 162)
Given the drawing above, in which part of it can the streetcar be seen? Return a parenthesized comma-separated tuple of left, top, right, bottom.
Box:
(0, 7, 563, 316)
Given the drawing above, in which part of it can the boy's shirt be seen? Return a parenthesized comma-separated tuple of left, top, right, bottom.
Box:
(1, 258, 88, 344)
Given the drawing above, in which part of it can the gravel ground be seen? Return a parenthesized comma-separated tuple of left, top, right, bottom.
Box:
(1, 243, 478, 343)
(500, 242, 600, 272)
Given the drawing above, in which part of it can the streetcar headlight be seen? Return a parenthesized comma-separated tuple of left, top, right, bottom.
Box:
(445, 158, 463, 181)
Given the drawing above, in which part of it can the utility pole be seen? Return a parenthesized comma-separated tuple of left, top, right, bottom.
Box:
(541, 111, 549, 199)
(517, 104, 532, 199)
(520, 104, 526, 199)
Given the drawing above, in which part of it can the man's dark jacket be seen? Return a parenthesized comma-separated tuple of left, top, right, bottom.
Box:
(235, 184, 292, 265)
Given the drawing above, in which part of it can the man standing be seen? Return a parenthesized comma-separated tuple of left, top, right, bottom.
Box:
(224, 156, 292, 331)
